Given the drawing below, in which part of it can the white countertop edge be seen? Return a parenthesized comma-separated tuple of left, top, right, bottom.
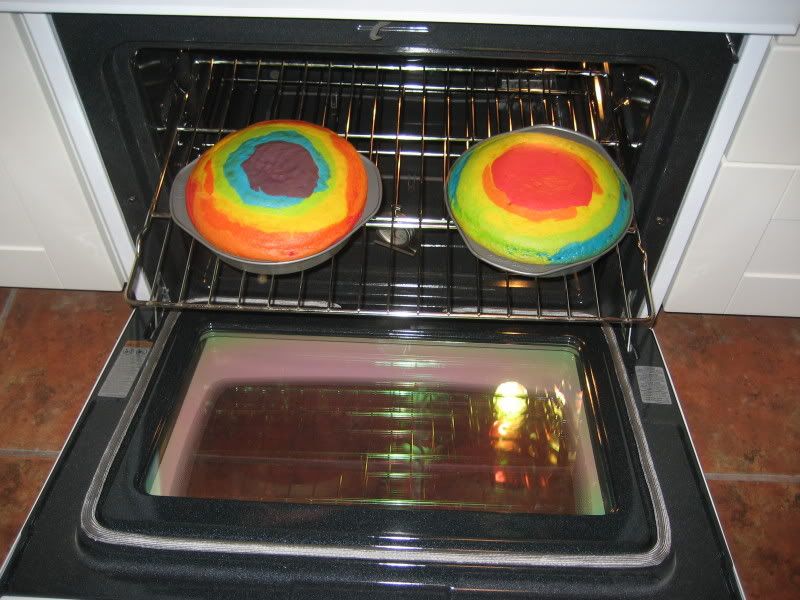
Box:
(0, 1, 798, 35)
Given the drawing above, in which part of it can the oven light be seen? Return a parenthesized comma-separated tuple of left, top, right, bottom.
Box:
(493, 381, 528, 420)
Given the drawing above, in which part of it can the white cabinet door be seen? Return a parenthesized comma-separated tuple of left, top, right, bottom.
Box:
(666, 34, 800, 316)
(0, 13, 123, 290)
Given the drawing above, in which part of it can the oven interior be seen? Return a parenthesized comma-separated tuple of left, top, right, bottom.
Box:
(127, 49, 660, 323)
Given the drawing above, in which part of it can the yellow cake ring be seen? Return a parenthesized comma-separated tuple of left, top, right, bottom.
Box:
(446, 126, 632, 272)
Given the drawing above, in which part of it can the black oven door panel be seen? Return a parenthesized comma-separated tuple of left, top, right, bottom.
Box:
(0, 311, 741, 599)
(92, 312, 657, 559)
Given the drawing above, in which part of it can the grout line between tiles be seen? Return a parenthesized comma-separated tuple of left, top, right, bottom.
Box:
(704, 472, 800, 484)
(0, 448, 60, 459)
(0, 288, 18, 339)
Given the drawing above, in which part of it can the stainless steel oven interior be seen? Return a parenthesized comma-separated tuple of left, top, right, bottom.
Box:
(52, 17, 733, 328)
(127, 52, 657, 323)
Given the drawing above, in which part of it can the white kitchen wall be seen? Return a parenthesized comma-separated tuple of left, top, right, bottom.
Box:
(0, 13, 123, 290)
(666, 31, 800, 316)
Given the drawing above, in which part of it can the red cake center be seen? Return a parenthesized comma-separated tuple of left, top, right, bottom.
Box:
(490, 145, 594, 211)
(242, 141, 318, 198)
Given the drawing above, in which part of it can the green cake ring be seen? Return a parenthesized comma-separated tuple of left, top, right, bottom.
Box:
(445, 125, 633, 277)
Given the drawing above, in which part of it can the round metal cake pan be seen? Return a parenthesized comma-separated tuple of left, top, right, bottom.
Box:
(170, 154, 382, 275)
(444, 125, 633, 278)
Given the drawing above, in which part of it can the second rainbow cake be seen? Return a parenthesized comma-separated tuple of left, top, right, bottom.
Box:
(185, 120, 368, 262)
(446, 127, 632, 271)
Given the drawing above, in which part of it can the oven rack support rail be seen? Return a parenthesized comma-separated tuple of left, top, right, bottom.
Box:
(124, 56, 656, 325)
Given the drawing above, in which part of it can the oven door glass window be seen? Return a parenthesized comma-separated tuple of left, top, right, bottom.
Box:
(145, 333, 608, 516)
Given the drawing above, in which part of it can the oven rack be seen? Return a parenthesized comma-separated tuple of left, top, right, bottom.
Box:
(125, 55, 655, 324)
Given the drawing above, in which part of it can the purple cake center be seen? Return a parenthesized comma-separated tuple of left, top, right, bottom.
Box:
(242, 141, 318, 198)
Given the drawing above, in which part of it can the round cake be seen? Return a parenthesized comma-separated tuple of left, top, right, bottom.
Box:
(446, 128, 632, 268)
(185, 120, 368, 262)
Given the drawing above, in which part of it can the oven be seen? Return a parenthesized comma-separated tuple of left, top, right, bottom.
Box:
(1, 13, 745, 599)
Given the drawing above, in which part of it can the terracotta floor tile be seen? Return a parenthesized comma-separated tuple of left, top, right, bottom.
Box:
(0, 289, 130, 451)
(656, 312, 800, 474)
(0, 456, 54, 562)
(709, 479, 800, 600)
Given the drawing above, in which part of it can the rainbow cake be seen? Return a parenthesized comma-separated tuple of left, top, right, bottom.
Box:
(185, 120, 368, 262)
(446, 128, 632, 269)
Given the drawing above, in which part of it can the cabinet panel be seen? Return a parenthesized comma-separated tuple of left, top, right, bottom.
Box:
(0, 13, 122, 290)
(0, 245, 60, 288)
(0, 161, 43, 248)
(667, 32, 800, 316)
(727, 273, 800, 317)
(664, 162, 793, 313)
(773, 170, 800, 220)
(745, 220, 800, 275)
(727, 44, 800, 165)
(776, 28, 800, 46)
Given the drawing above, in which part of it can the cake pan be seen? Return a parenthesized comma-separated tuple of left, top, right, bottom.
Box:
(170, 154, 382, 275)
(444, 125, 633, 278)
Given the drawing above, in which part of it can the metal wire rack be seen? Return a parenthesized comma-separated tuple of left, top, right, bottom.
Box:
(126, 54, 655, 323)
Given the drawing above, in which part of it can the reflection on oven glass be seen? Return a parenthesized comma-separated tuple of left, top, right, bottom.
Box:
(145, 334, 606, 515)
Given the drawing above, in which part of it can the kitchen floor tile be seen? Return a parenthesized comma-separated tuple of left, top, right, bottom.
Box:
(656, 312, 800, 474)
(708, 479, 800, 600)
(0, 289, 131, 451)
(0, 456, 54, 561)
